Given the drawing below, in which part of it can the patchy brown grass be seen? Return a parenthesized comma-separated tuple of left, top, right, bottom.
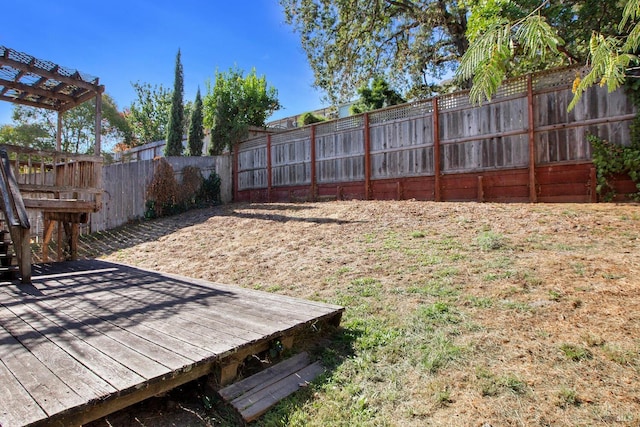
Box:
(88, 201, 640, 426)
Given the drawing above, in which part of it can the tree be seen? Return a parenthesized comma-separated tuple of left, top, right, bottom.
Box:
(125, 82, 172, 146)
(280, 0, 469, 104)
(350, 77, 405, 114)
(187, 88, 204, 156)
(165, 49, 185, 156)
(0, 123, 52, 150)
(456, 0, 630, 105)
(203, 67, 281, 155)
(6, 94, 129, 153)
(569, 0, 639, 109)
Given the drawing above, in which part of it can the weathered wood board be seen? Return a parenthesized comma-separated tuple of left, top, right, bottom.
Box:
(219, 351, 325, 422)
(0, 260, 343, 426)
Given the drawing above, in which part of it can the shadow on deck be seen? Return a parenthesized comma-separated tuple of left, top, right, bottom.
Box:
(0, 260, 343, 426)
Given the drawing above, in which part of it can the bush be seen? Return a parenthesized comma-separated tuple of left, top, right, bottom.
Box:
(180, 166, 204, 207)
(146, 158, 179, 218)
(589, 134, 640, 201)
(297, 111, 326, 126)
(145, 160, 221, 219)
(198, 172, 221, 204)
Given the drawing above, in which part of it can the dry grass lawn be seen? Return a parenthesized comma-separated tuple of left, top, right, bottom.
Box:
(84, 200, 640, 426)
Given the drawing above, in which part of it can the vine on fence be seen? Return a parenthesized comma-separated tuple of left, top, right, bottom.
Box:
(589, 135, 640, 201)
(145, 158, 221, 219)
(589, 80, 640, 201)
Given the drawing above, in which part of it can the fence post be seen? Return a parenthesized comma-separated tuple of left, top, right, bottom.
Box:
(433, 97, 441, 202)
(233, 144, 239, 202)
(364, 113, 371, 200)
(527, 74, 538, 202)
(310, 125, 317, 201)
(266, 135, 272, 202)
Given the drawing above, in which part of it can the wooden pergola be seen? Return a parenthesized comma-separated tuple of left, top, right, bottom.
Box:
(0, 45, 105, 154)
(0, 46, 106, 282)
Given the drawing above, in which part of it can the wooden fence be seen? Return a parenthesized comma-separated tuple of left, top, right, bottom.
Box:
(235, 68, 636, 203)
(90, 155, 231, 232)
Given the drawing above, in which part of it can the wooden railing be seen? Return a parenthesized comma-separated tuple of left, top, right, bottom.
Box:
(0, 144, 103, 212)
(0, 148, 31, 283)
(0, 144, 103, 262)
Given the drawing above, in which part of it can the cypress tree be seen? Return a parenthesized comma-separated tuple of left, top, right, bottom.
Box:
(187, 88, 204, 156)
(165, 49, 184, 156)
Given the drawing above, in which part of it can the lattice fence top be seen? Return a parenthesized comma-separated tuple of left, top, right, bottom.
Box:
(532, 67, 582, 92)
(315, 115, 365, 136)
(238, 135, 269, 152)
(369, 100, 433, 125)
(271, 128, 310, 145)
(0, 45, 104, 112)
(253, 66, 589, 144)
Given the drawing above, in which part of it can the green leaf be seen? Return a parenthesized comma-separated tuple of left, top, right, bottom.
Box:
(514, 15, 564, 60)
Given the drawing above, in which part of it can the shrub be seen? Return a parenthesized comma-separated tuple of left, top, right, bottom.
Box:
(589, 134, 640, 201)
(145, 161, 221, 219)
(180, 166, 204, 207)
(297, 111, 326, 126)
(146, 158, 179, 218)
(198, 172, 221, 204)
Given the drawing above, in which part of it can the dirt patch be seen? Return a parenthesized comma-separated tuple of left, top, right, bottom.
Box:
(86, 201, 640, 426)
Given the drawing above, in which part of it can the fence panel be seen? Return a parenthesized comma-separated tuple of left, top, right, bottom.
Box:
(237, 137, 268, 190)
(535, 84, 636, 164)
(271, 128, 311, 186)
(91, 156, 230, 232)
(370, 115, 435, 178)
(440, 95, 529, 173)
(315, 128, 365, 184)
(235, 67, 635, 200)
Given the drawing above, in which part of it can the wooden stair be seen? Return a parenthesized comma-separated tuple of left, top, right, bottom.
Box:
(0, 228, 19, 279)
(0, 149, 30, 283)
(218, 352, 325, 422)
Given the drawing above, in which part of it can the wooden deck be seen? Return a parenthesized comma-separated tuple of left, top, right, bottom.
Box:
(0, 260, 343, 426)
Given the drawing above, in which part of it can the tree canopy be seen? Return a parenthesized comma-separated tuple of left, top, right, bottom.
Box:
(281, 0, 630, 105)
(125, 82, 172, 146)
(456, 0, 631, 105)
(2, 94, 129, 153)
(280, 0, 469, 104)
(350, 77, 405, 114)
(203, 67, 280, 155)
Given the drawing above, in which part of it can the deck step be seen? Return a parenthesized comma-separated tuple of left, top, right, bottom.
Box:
(219, 352, 325, 422)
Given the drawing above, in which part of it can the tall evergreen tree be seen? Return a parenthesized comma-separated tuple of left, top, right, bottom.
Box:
(187, 88, 204, 156)
(165, 49, 184, 156)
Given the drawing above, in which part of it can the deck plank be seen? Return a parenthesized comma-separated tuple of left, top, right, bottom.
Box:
(219, 352, 311, 401)
(0, 323, 84, 417)
(2, 298, 146, 390)
(87, 283, 292, 344)
(234, 362, 326, 422)
(11, 299, 177, 381)
(0, 357, 48, 427)
(0, 304, 117, 401)
(0, 260, 344, 426)
(47, 301, 196, 370)
(41, 295, 213, 361)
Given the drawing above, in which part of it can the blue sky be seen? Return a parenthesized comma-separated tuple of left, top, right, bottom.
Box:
(0, 0, 325, 125)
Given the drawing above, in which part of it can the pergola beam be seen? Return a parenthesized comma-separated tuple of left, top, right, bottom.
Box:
(0, 45, 105, 155)
(0, 77, 76, 104)
(1, 52, 100, 93)
(0, 94, 58, 110)
(0, 46, 105, 113)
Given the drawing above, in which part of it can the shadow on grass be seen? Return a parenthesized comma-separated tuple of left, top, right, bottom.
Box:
(31, 202, 363, 261)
